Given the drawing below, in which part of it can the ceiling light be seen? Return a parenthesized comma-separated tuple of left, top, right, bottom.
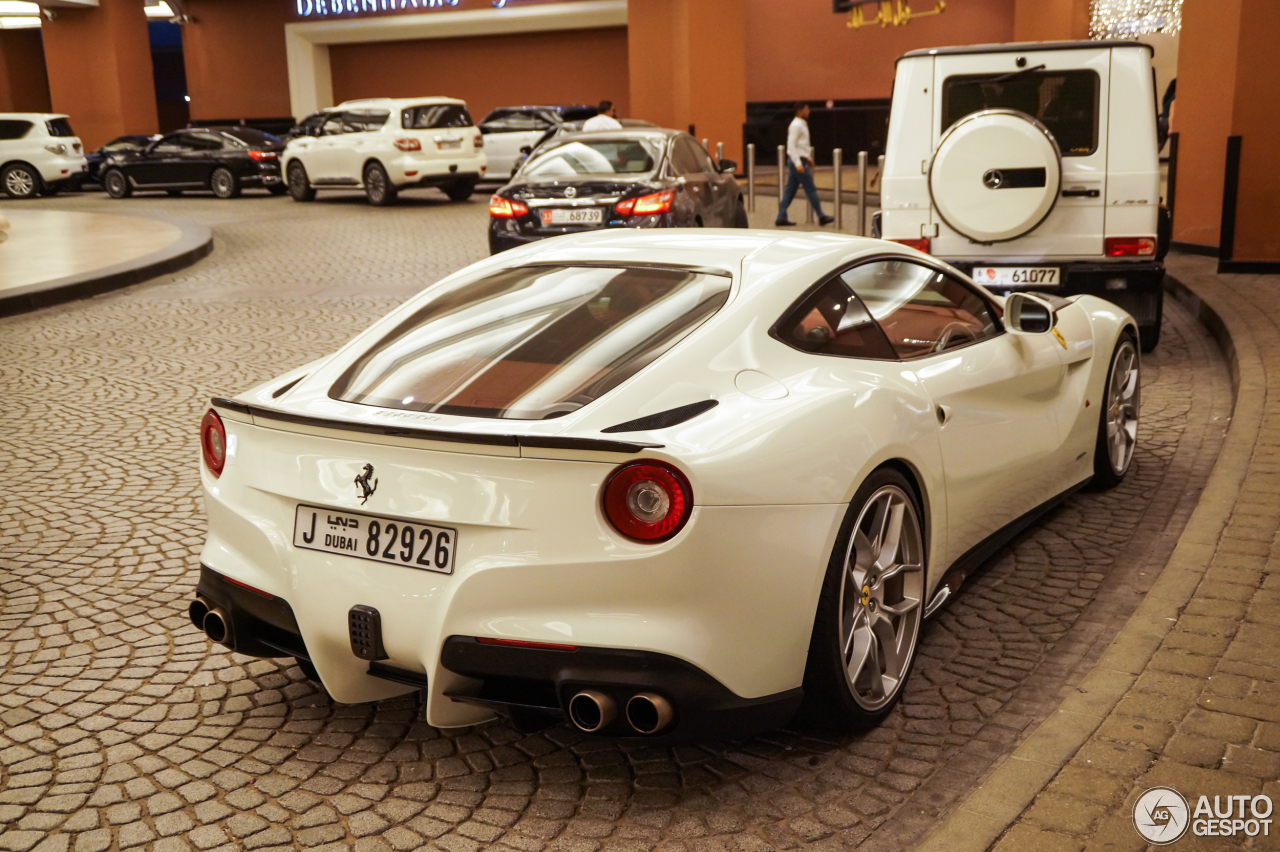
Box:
(0, 15, 40, 27)
(0, 2, 39, 15)
(145, 1, 174, 18)
(1090, 0, 1182, 38)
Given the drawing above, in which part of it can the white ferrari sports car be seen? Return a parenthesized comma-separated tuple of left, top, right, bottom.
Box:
(192, 229, 1140, 740)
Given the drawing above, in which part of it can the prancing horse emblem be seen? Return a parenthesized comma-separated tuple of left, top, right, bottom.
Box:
(354, 464, 378, 505)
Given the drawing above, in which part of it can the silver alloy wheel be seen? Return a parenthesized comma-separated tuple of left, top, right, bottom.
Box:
(289, 164, 306, 192)
(5, 167, 35, 197)
(211, 168, 234, 198)
(104, 171, 126, 197)
(838, 484, 924, 711)
(1105, 338, 1140, 475)
(366, 167, 385, 202)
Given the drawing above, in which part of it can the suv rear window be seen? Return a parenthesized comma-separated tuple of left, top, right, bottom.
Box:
(402, 105, 473, 130)
(45, 118, 75, 137)
(0, 120, 33, 140)
(941, 69, 1099, 156)
(331, 264, 731, 420)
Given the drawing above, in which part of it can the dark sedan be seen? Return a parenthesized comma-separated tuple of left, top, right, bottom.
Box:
(101, 127, 285, 199)
(488, 129, 747, 255)
(85, 135, 159, 186)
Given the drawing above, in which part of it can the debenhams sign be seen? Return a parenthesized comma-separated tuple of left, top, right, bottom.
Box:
(295, 0, 517, 16)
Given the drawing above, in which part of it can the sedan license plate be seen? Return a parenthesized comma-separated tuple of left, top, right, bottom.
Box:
(542, 208, 603, 226)
(972, 266, 1060, 287)
(293, 504, 456, 574)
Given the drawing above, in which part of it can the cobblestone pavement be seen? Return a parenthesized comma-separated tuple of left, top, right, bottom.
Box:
(0, 193, 1230, 852)
(980, 254, 1280, 852)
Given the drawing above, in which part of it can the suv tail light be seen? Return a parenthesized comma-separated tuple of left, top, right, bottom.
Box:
(44, 143, 67, 155)
(200, 409, 227, 477)
(891, 238, 931, 253)
(248, 150, 277, 162)
(473, 134, 484, 149)
(1105, 236, 1156, 257)
(394, 138, 422, 152)
(602, 461, 693, 542)
(616, 189, 674, 217)
(489, 195, 529, 218)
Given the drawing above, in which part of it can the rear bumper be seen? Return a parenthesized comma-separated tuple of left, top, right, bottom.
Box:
(489, 212, 669, 254)
(36, 156, 88, 185)
(389, 153, 487, 186)
(193, 565, 309, 660)
(951, 260, 1164, 330)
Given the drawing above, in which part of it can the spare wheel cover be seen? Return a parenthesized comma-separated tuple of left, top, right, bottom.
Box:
(928, 109, 1062, 243)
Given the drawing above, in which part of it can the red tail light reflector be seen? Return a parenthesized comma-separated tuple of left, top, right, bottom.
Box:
(630, 189, 675, 216)
(489, 195, 529, 218)
(248, 150, 277, 162)
(224, 576, 274, 600)
(602, 461, 693, 542)
(394, 138, 422, 152)
(891, 238, 931, 253)
(1105, 236, 1156, 257)
(476, 637, 577, 651)
(200, 409, 227, 477)
(474, 134, 484, 149)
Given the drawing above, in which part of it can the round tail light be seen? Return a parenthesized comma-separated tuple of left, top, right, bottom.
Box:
(602, 461, 693, 542)
(201, 409, 227, 477)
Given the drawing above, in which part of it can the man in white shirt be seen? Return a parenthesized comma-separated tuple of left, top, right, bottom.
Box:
(776, 103, 834, 227)
(582, 100, 623, 132)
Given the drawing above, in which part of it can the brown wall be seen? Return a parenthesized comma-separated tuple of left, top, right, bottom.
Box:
(1012, 0, 1089, 41)
(743, 0, 1015, 102)
(1225, 0, 1280, 261)
(184, 0, 293, 120)
(41, 0, 158, 149)
(329, 27, 630, 124)
(0, 30, 52, 114)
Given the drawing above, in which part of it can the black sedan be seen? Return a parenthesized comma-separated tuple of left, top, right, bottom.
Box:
(85, 135, 159, 186)
(101, 127, 285, 199)
(488, 129, 747, 255)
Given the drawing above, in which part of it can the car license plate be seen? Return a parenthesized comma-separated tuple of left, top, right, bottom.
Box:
(293, 504, 456, 574)
(542, 208, 603, 226)
(436, 139, 462, 150)
(972, 266, 1060, 287)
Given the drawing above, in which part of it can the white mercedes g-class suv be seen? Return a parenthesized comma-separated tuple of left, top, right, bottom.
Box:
(877, 40, 1167, 350)
(0, 113, 88, 199)
(283, 97, 487, 206)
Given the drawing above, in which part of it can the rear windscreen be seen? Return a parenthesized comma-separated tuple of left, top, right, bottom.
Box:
(45, 118, 75, 138)
(331, 265, 731, 420)
(402, 105, 473, 129)
(221, 127, 282, 147)
(941, 70, 1099, 156)
(524, 139, 662, 176)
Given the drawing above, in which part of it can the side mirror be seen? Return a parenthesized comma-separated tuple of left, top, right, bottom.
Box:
(1005, 292, 1055, 334)
(520, 145, 532, 155)
(718, 159, 737, 174)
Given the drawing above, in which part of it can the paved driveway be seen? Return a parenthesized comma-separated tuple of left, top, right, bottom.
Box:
(0, 192, 1231, 852)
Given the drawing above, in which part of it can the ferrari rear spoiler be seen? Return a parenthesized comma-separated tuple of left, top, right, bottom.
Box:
(210, 397, 663, 455)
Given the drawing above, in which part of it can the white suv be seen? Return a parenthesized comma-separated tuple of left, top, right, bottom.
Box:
(0, 113, 88, 199)
(878, 40, 1167, 350)
(283, 97, 486, 206)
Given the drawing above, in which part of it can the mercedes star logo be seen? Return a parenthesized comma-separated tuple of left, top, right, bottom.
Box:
(983, 169, 1004, 189)
(563, 186, 577, 198)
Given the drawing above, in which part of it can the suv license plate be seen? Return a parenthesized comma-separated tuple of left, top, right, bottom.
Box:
(543, 208, 603, 226)
(972, 266, 1060, 287)
(293, 504, 456, 574)
(436, 139, 462, 150)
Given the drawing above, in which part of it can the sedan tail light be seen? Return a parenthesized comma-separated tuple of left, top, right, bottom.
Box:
(602, 461, 693, 542)
(200, 409, 227, 477)
(248, 150, 277, 162)
(891, 238, 931, 253)
(616, 189, 674, 217)
(394, 138, 422, 152)
(1105, 236, 1157, 257)
(489, 195, 529, 218)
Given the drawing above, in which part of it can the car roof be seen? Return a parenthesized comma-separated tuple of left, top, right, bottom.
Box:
(488, 105, 594, 113)
(552, 127, 681, 142)
(337, 97, 466, 109)
(898, 39, 1152, 62)
(0, 113, 69, 121)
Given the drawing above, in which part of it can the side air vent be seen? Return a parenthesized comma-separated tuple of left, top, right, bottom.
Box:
(272, 376, 305, 399)
(601, 400, 718, 433)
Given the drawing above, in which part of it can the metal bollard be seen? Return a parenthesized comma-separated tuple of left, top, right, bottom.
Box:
(747, 143, 755, 212)
(832, 148, 842, 231)
(702, 138, 709, 151)
(857, 150, 868, 237)
(716, 141, 724, 163)
(777, 145, 786, 221)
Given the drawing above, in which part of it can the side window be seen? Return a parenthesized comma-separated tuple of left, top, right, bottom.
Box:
(670, 139, 703, 176)
(345, 110, 389, 132)
(692, 141, 719, 175)
(774, 277, 898, 360)
(154, 133, 193, 153)
(481, 110, 551, 132)
(845, 260, 1001, 359)
(186, 131, 226, 151)
(321, 115, 352, 136)
(0, 120, 33, 140)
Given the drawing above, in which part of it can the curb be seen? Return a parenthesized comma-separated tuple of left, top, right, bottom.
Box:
(914, 255, 1259, 852)
(0, 213, 213, 317)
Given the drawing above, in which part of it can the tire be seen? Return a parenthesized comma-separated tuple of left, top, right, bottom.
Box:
(102, 169, 131, 199)
(294, 657, 320, 683)
(287, 161, 315, 202)
(364, 162, 397, 206)
(210, 167, 240, 199)
(167, 189, 183, 197)
(444, 180, 476, 202)
(799, 467, 926, 731)
(733, 199, 750, 228)
(267, 184, 288, 197)
(2, 163, 41, 199)
(1092, 332, 1141, 489)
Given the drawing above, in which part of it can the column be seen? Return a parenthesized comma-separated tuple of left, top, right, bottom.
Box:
(0, 30, 52, 113)
(40, 0, 158, 149)
(627, 0, 746, 164)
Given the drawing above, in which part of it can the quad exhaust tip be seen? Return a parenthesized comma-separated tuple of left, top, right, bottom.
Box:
(568, 690, 616, 733)
(203, 607, 232, 646)
(626, 693, 674, 735)
(188, 597, 210, 630)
